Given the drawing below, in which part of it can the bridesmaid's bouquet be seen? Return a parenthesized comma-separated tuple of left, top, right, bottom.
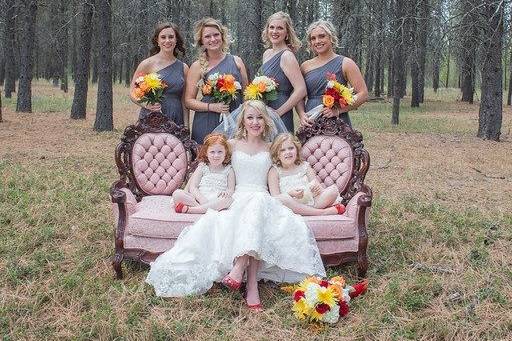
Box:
(306, 72, 357, 120)
(244, 75, 279, 102)
(287, 276, 367, 324)
(132, 73, 168, 105)
(199, 72, 241, 104)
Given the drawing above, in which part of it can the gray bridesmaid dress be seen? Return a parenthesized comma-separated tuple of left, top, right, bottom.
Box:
(260, 50, 295, 132)
(139, 59, 185, 125)
(304, 55, 352, 127)
(191, 54, 243, 144)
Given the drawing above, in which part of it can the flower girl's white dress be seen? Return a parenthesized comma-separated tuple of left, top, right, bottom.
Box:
(146, 150, 326, 297)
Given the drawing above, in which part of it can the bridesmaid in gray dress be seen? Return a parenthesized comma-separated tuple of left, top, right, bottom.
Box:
(297, 20, 368, 128)
(185, 18, 248, 144)
(260, 12, 306, 132)
(130, 22, 189, 126)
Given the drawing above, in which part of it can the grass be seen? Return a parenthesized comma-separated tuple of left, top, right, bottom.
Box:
(1, 80, 512, 340)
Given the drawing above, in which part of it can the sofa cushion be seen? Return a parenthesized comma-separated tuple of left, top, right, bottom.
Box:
(132, 133, 188, 195)
(301, 136, 353, 194)
(124, 195, 359, 255)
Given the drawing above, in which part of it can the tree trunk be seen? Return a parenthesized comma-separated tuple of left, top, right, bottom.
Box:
(16, 0, 38, 113)
(59, 0, 69, 93)
(387, 46, 393, 97)
(237, 0, 262, 79)
(70, 0, 94, 120)
(93, 0, 113, 131)
(3, 0, 16, 98)
(410, 0, 420, 107)
(0, 92, 3, 122)
(417, 0, 428, 103)
(477, 0, 503, 141)
(392, 0, 406, 124)
(374, 48, 382, 97)
(445, 44, 450, 88)
(507, 47, 511, 106)
(432, 50, 440, 92)
(460, 0, 475, 103)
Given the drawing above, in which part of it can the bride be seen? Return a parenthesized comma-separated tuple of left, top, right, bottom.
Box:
(146, 100, 326, 311)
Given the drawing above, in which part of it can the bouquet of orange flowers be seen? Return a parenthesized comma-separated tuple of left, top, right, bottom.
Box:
(244, 75, 279, 102)
(132, 73, 167, 105)
(306, 72, 357, 120)
(199, 72, 241, 104)
(289, 276, 367, 324)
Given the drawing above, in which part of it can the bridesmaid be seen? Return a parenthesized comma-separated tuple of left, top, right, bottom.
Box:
(297, 20, 368, 128)
(260, 12, 306, 132)
(130, 22, 189, 126)
(185, 18, 249, 144)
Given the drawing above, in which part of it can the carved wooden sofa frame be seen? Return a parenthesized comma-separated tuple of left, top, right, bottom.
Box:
(110, 112, 372, 279)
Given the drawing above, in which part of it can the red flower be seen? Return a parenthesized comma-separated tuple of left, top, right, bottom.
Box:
(216, 78, 225, 89)
(349, 279, 368, 299)
(293, 290, 305, 302)
(325, 88, 337, 97)
(339, 301, 350, 317)
(316, 303, 331, 314)
(319, 280, 329, 288)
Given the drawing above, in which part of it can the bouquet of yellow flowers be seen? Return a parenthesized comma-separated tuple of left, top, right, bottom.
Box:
(132, 73, 167, 105)
(306, 72, 357, 120)
(199, 72, 241, 104)
(290, 276, 367, 324)
(244, 75, 279, 102)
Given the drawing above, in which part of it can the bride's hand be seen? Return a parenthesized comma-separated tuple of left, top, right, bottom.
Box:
(217, 190, 232, 198)
(210, 102, 230, 114)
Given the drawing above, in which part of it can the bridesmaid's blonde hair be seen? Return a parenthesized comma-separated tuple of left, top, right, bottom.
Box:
(235, 100, 274, 141)
(270, 133, 302, 167)
(305, 20, 340, 53)
(193, 18, 230, 78)
(261, 12, 302, 53)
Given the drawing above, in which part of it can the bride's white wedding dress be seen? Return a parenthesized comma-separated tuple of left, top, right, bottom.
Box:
(146, 150, 326, 297)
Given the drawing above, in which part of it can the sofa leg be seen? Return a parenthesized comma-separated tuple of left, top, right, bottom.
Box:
(357, 252, 368, 278)
(113, 252, 124, 279)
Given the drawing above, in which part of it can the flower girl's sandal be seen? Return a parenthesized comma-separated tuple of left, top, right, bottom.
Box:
(334, 203, 346, 215)
(175, 202, 188, 213)
(221, 275, 242, 291)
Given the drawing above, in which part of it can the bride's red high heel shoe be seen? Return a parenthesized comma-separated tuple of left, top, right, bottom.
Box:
(221, 275, 242, 291)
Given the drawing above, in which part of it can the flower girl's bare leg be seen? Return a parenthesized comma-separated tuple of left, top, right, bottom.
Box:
(245, 257, 261, 307)
(313, 184, 339, 209)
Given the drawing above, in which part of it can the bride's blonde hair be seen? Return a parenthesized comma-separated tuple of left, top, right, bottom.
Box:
(235, 100, 274, 141)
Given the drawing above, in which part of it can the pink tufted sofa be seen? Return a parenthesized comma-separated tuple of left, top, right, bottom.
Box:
(110, 112, 372, 279)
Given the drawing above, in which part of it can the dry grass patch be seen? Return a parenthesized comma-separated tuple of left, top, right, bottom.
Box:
(1, 82, 511, 339)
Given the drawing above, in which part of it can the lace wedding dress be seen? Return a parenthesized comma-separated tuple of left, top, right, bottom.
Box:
(146, 150, 326, 297)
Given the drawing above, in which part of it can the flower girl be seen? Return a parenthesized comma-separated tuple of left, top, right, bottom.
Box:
(172, 133, 235, 214)
(268, 133, 345, 215)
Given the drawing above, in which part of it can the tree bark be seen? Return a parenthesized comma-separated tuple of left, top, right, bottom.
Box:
(417, 0, 428, 103)
(60, 0, 69, 92)
(70, 0, 94, 119)
(460, 0, 476, 103)
(507, 47, 511, 106)
(3, 0, 16, 98)
(392, 0, 406, 124)
(93, 0, 113, 131)
(16, 0, 38, 113)
(237, 0, 262, 79)
(477, 0, 503, 141)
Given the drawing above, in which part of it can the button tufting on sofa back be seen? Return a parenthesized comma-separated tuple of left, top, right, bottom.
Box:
(300, 135, 353, 194)
(132, 133, 187, 195)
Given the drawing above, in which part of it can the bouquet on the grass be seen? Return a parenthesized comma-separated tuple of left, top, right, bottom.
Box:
(199, 72, 241, 105)
(289, 276, 367, 324)
(132, 73, 168, 106)
(244, 75, 279, 102)
(306, 72, 357, 120)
